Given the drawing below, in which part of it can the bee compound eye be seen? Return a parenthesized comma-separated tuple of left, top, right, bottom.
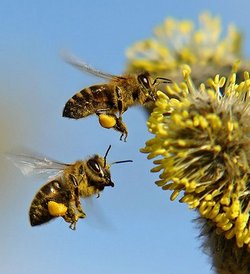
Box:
(87, 159, 101, 173)
(138, 74, 150, 89)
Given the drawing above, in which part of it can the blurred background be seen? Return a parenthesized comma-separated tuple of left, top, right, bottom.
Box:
(1, 1, 250, 273)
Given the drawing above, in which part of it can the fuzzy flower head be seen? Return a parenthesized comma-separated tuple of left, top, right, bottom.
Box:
(127, 12, 244, 85)
(141, 66, 250, 249)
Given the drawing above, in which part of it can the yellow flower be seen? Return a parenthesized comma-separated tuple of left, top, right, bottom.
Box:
(126, 12, 246, 86)
(141, 67, 250, 249)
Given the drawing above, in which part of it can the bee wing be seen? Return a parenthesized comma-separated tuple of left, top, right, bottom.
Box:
(61, 50, 125, 81)
(6, 153, 68, 178)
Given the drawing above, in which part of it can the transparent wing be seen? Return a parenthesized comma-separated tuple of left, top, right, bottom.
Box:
(61, 50, 125, 81)
(6, 153, 69, 177)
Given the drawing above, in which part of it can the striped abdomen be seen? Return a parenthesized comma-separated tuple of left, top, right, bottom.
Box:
(63, 84, 117, 119)
(29, 180, 71, 226)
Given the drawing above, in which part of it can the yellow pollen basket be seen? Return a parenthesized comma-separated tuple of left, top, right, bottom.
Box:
(98, 114, 117, 128)
(48, 201, 68, 217)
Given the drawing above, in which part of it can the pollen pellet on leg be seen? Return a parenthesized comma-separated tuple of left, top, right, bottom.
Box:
(48, 201, 68, 217)
(98, 114, 117, 128)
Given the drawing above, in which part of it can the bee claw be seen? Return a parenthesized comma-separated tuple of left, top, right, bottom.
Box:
(120, 133, 128, 142)
(69, 222, 77, 230)
(113, 117, 128, 142)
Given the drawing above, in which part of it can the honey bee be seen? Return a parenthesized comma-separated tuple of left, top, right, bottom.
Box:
(62, 52, 172, 141)
(8, 146, 132, 229)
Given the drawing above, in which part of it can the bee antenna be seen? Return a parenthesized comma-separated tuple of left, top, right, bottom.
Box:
(104, 145, 112, 167)
(152, 77, 172, 86)
(111, 160, 133, 165)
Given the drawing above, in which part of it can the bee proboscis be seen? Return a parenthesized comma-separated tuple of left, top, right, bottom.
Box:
(8, 146, 132, 229)
(62, 52, 172, 141)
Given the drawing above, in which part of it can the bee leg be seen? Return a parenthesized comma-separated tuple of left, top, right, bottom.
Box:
(63, 210, 78, 230)
(71, 179, 86, 219)
(96, 108, 112, 119)
(64, 202, 86, 230)
(96, 109, 128, 141)
(68, 210, 86, 230)
(64, 176, 86, 229)
(96, 108, 111, 113)
(114, 116, 128, 142)
(69, 174, 78, 187)
(68, 209, 86, 230)
(72, 180, 86, 219)
(69, 222, 77, 230)
(112, 87, 128, 141)
(115, 86, 124, 116)
(75, 199, 86, 219)
(68, 173, 85, 215)
(97, 113, 117, 129)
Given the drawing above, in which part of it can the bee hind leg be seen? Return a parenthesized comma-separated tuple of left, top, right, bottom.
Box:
(64, 199, 86, 230)
(64, 210, 86, 230)
(114, 116, 128, 142)
(69, 220, 77, 230)
(96, 110, 128, 141)
(68, 211, 86, 230)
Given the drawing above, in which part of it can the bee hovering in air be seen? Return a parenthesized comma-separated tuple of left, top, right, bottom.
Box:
(8, 146, 132, 230)
(62, 52, 172, 141)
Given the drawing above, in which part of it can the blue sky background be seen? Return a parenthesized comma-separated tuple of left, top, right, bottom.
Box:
(1, 1, 250, 274)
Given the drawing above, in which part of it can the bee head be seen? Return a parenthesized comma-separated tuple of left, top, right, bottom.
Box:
(86, 155, 114, 188)
(86, 146, 133, 190)
(137, 72, 172, 101)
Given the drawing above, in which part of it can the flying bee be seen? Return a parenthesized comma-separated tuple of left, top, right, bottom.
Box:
(8, 146, 132, 230)
(62, 52, 172, 141)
